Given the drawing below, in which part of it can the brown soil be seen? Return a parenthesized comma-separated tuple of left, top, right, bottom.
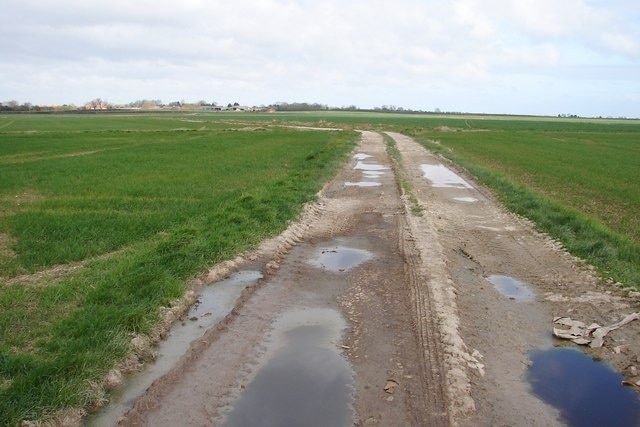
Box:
(105, 131, 640, 426)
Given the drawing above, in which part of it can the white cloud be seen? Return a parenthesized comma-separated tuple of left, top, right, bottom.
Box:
(1, 0, 638, 116)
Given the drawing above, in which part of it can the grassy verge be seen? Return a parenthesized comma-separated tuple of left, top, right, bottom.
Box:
(383, 134, 424, 216)
(0, 122, 356, 424)
(412, 135, 640, 289)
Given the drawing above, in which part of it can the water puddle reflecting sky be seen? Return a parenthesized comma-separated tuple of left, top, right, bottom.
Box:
(453, 196, 478, 203)
(420, 164, 473, 188)
(344, 181, 382, 187)
(354, 161, 388, 171)
(528, 347, 640, 426)
(308, 245, 374, 272)
(363, 171, 385, 178)
(222, 308, 354, 427)
(487, 275, 535, 302)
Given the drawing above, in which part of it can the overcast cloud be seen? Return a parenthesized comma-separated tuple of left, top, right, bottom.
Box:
(1, 0, 639, 116)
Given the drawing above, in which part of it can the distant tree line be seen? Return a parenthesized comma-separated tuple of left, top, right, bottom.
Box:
(0, 101, 71, 112)
(274, 102, 329, 111)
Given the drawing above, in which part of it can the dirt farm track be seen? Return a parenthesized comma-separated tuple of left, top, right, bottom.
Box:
(93, 130, 640, 426)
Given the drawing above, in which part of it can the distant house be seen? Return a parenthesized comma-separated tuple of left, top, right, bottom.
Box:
(84, 101, 107, 110)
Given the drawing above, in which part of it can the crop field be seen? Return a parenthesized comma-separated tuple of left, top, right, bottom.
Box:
(0, 114, 356, 424)
(0, 111, 639, 423)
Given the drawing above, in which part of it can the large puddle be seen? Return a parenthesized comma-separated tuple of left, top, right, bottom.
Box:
(88, 271, 262, 426)
(363, 171, 386, 178)
(487, 275, 535, 302)
(421, 164, 473, 188)
(221, 308, 354, 427)
(308, 242, 374, 272)
(528, 347, 640, 426)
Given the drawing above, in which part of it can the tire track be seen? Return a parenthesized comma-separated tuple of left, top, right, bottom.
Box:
(399, 220, 450, 425)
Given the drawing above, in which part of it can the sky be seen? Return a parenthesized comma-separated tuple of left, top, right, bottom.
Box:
(1, 0, 639, 117)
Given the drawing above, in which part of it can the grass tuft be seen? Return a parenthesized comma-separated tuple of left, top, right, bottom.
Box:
(384, 134, 424, 216)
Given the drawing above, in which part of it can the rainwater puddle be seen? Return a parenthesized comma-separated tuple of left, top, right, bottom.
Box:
(453, 196, 478, 203)
(528, 347, 640, 426)
(87, 271, 262, 427)
(487, 275, 535, 302)
(355, 161, 388, 171)
(222, 308, 354, 427)
(308, 244, 374, 272)
(344, 181, 382, 187)
(363, 171, 385, 179)
(353, 153, 372, 160)
(421, 164, 473, 188)
(191, 270, 263, 318)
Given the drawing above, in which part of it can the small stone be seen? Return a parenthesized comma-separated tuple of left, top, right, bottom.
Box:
(364, 415, 381, 425)
(384, 379, 399, 394)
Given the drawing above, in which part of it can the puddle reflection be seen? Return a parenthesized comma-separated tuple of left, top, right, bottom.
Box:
(421, 164, 473, 188)
(223, 309, 354, 427)
(344, 181, 382, 187)
(309, 246, 373, 272)
(487, 275, 535, 302)
(528, 347, 640, 426)
(363, 172, 385, 180)
(354, 161, 388, 171)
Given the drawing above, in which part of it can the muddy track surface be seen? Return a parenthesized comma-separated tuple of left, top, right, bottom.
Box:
(97, 131, 640, 426)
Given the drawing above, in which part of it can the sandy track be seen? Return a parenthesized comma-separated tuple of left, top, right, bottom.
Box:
(100, 131, 640, 426)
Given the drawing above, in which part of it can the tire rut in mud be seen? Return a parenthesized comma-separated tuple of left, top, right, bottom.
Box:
(399, 220, 450, 425)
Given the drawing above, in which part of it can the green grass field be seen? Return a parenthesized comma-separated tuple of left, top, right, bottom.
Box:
(0, 111, 639, 423)
(0, 115, 356, 424)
